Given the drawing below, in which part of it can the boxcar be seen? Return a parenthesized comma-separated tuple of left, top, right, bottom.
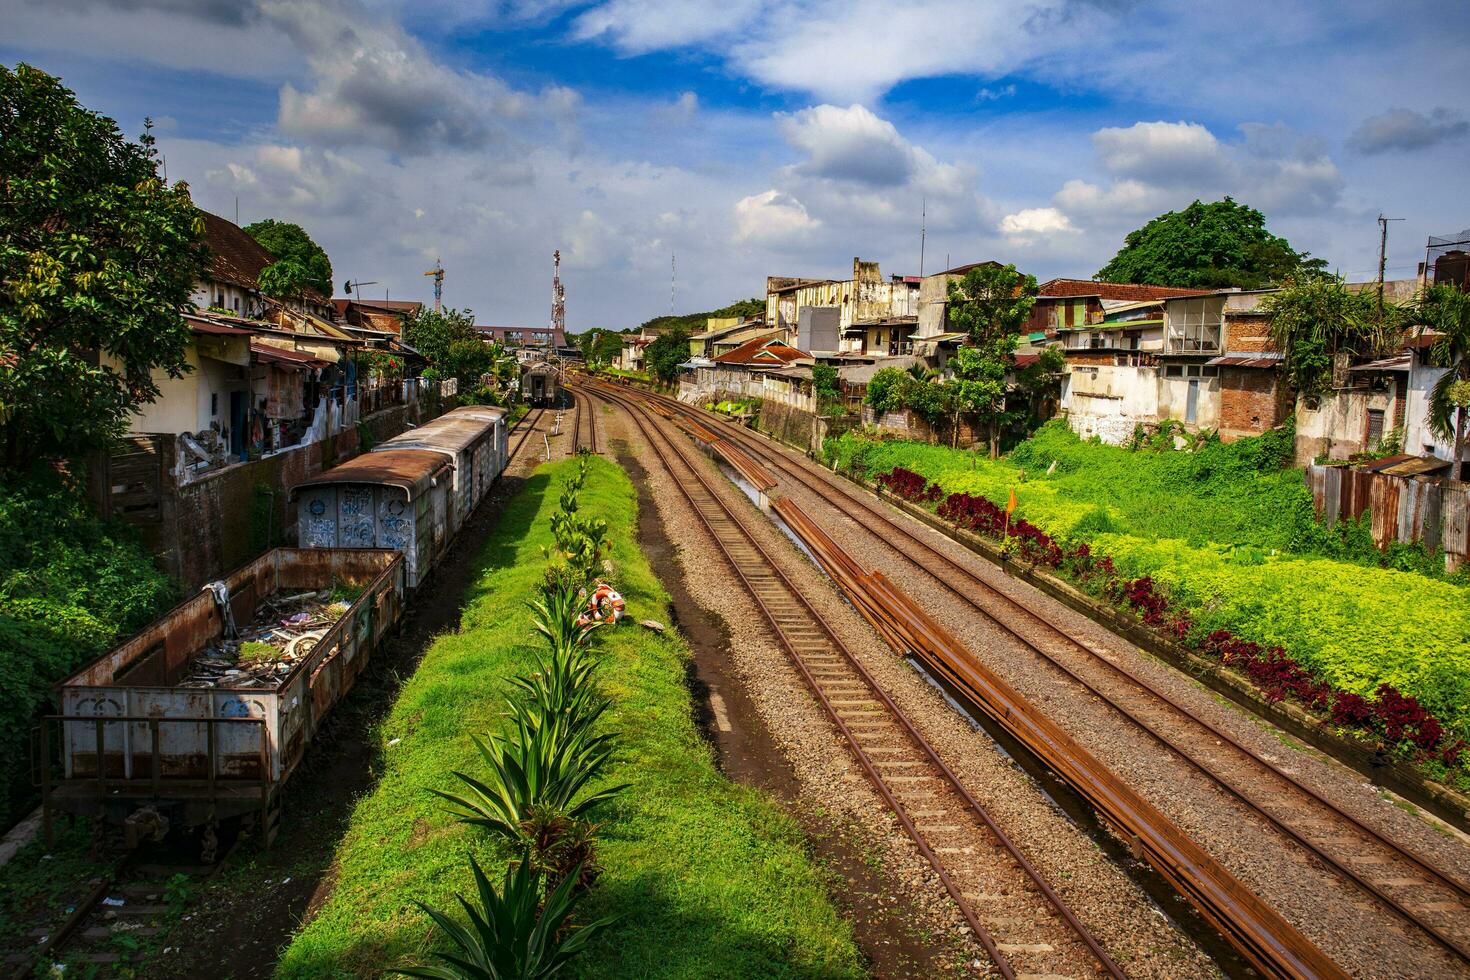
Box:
(292, 450, 450, 588)
(441, 405, 509, 489)
(45, 548, 404, 842)
(372, 416, 495, 536)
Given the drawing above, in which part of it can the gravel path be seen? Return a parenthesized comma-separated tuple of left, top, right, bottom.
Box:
(597, 391, 1218, 979)
(716, 416, 1470, 979)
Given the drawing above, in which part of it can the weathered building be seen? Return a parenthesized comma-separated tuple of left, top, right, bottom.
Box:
(764, 259, 920, 358)
(192, 211, 332, 320)
(475, 325, 567, 349)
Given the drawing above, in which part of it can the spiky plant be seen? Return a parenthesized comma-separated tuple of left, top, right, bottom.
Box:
(396, 855, 616, 980)
(431, 709, 626, 843)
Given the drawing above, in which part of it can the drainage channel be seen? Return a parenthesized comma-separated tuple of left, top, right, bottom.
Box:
(758, 486, 1252, 979)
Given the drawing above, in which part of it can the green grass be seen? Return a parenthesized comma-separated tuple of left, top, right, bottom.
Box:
(276, 457, 862, 978)
(824, 424, 1470, 752)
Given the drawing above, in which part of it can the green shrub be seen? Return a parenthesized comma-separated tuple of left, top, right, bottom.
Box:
(830, 424, 1470, 743)
(0, 469, 175, 827)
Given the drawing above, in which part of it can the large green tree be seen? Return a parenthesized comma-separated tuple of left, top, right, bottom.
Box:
(402, 306, 497, 394)
(945, 263, 1039, 456)
(1097, 198, 1326, 289)
(1414, 284, 1470, 480)
(1264, 274, 1401, 396)
(0, 64, 205, 465)
(244, 218, 332, 300)
(644, 328, 690, 384)
(577, 328, 625, 368)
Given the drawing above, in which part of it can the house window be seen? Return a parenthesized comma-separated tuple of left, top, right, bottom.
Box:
(1367, 409, 1385, 446)
(210, 392, 218, 416)
(1165, 365, 1183, 378)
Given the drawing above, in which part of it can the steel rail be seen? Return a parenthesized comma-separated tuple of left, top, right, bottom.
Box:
(507, 407, 547, 466)
(632, 383, 1470, 967)
(579, 380, 1124, 980)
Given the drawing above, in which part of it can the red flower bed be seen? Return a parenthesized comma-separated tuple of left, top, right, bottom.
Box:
(911, 482, 1466, 770)
(875, 467, 942, 503)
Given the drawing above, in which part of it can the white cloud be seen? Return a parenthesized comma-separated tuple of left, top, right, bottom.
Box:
(999, 206, 1076, 244)
(1092, 121, 1227, 185)
(778, 104, 916, 186)
(733, 189, 821, 244)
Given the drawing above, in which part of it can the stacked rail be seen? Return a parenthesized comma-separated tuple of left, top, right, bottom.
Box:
(625, 381, 1470, 975)
(579, 381, 1124, 980)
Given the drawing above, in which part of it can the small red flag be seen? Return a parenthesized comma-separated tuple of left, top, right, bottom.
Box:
(1006, 488, 1018, 515)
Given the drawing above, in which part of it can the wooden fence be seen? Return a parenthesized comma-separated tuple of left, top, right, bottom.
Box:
(1306, 465, 1469, 571)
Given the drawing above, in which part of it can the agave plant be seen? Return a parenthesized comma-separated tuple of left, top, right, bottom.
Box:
(431, 710, 626, 842)
(397, 855, 616, 980)
(509, 647, 605, 727)
(528, 576, 599, 662)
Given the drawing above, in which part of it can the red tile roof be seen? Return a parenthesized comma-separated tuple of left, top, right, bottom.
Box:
(1038, 278, 1214, 301)
(711, 336, 810, 366)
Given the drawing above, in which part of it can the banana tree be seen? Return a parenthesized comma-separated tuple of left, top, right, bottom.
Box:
(1415, 284, 1470, 480)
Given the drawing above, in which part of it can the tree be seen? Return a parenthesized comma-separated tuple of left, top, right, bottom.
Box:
(243, 219, 332, 300)
(945, 264, 1038, 456)
(865, 367, 911, 415)
(1264, 274, 1401, 396)
(1414, 284, 1470, 480)
(402, 306, 497, 395)
(577, 328, 625, 369)
(1097, 198, 1326, 289)
(0, 64, 206, 465)
(1014, 346, 1066, 428)
(644, 329, 690, 385)
(811, 362, 840, 412)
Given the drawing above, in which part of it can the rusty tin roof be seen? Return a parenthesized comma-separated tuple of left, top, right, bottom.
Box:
(444, 405, 509, 423)
(375, 417, 495, 456)
(292, 449, 449, 499)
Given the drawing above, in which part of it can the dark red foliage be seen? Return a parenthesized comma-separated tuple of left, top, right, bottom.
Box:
(923, 477, 1459, 770)
(1330, 692, 1374, 728)
(876, 467, 942, 503)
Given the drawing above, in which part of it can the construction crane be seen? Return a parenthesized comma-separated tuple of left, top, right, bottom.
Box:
(424, 260, 445, 312)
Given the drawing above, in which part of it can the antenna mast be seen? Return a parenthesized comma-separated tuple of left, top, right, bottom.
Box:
(551, 249, 566, 338)
(670, 254, 676, 315)
(919, 198, 926, 277)
(424, 259, 445, 312)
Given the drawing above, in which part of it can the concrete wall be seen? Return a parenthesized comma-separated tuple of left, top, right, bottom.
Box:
(758, 400, 816, 452)
(1295, 385, 1399, 463)
(116, 397, 445, 590)
(1061, 358, 1159, 445)
(1158, 374, 1221, 430)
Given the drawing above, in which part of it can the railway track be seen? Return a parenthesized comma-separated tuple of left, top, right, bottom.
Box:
(580, 380, 1131, 980)
(6, 849, 223, 979)
(506, 406, 547, 465)
(620, 382, 1470, 974)
(570, 390, 598, 455)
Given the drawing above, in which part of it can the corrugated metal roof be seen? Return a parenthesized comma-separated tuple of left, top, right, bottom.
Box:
(251, 340, 331, 369)
(1348, 354, 1412, 372)
(187, 316, 254, 336)
(1206, 352, 1283, 368)
(1358, 453, 1452, 477)
(292, 450, 449, 499)
(376, 417, 495, 456)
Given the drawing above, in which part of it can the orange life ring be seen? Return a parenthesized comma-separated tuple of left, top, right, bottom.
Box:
(578, 581, 625, 626)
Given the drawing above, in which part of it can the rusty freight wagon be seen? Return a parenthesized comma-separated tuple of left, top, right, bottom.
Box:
(372, 415, 497, 536)
(442, 405, 509, 487)
(43, 548, 404, 847)
(292, 450, 451, 588)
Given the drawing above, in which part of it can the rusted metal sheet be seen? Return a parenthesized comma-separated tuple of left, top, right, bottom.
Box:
(291, 449, 448, 500)
(1307, 465, 1467, 571)
(52, 548, 404, 825)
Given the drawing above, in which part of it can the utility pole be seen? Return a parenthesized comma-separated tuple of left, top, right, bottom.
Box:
(1377, 214, 1403, 313)
(670, 254, 677, 316)
(919, 198, 926, 278)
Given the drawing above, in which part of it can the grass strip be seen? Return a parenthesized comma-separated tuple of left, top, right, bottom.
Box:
(277, 456, 862, 978)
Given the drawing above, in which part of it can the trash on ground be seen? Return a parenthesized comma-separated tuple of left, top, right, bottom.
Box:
(178, 589, 351, 689)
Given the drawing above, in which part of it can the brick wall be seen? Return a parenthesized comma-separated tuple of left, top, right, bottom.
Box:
(1219, 367, 1290, 439)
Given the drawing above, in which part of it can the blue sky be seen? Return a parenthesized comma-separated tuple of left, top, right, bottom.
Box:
(3, 0, 1467, 329)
